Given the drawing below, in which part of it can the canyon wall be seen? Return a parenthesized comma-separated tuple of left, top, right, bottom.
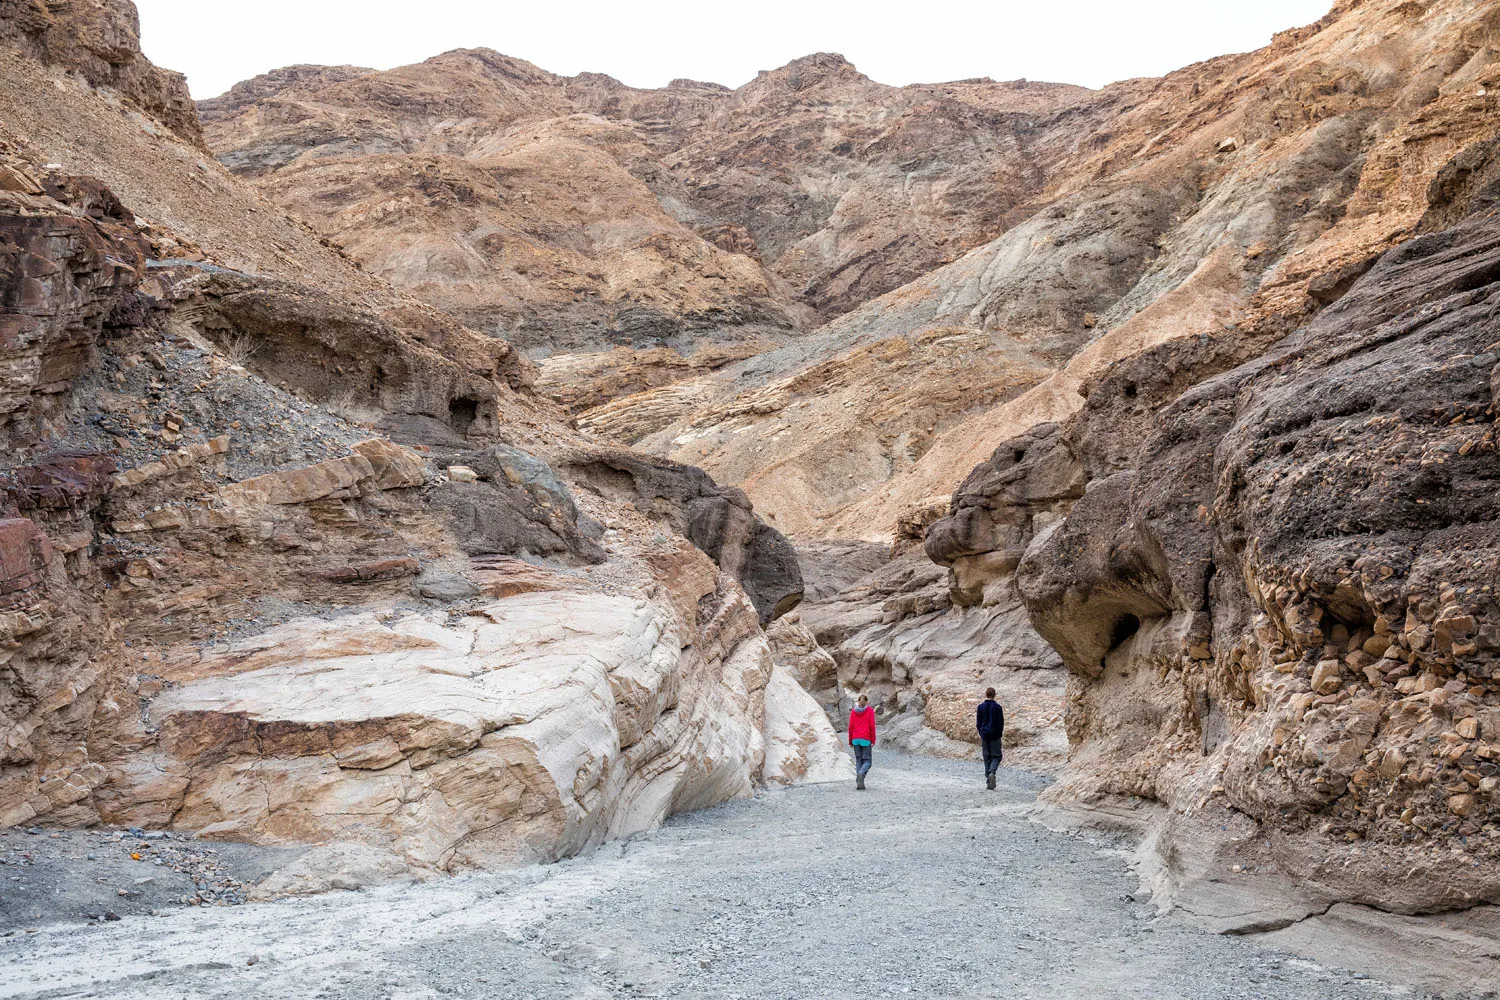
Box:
(0, 2, 845, 886)
(9, 0, 1500, 972)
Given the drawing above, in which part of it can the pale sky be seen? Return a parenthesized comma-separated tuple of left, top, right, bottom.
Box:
(135, 1, 1334, 100)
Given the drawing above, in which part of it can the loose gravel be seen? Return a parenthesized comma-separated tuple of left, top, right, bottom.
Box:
(63, 331, 367, 482)
(0, 827, 304, 931)
(0, 754, 1429, 999)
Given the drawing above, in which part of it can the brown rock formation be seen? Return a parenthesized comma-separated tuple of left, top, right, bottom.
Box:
(903, 118, 1500, 989)
(200, 2, 1500, 554)
(1014, 206, 1500, 913)
(199, 49, 1112, 354)
(11, 0, 1500, 976)
(0, 0, 201, 145)
(0, 173, 150, 452)
(0, 181, 832, 858)
(558, 448, 803, 623)
(0, 3, 841, 883)
(626, 0, 1500, 542)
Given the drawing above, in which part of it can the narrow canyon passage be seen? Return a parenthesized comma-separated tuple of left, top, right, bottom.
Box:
(0, 755, 1414, 1000)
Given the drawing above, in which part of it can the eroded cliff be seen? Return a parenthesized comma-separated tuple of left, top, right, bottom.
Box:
(0, 3, 846, 890)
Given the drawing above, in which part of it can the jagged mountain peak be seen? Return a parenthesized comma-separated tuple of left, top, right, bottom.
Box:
(750, 51, 867, 89)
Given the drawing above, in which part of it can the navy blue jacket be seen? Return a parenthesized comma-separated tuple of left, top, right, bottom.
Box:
(976, 699, 1005, 739)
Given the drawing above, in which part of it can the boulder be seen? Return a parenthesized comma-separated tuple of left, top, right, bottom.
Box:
(427, 478, 605, 566)
(760, 666, 854, 786)
(414, 573, 479, 602)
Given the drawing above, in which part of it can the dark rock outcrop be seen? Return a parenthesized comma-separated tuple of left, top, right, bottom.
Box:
(924, 422, 1086, 608)
(1015, 206, 1500, 913)
(1, 189, 150, 454)
(561, 449, 802, 623)
(426, 444, 606, 567)
(175, 270, 529, 442)
(1421, 136, 1500, 235)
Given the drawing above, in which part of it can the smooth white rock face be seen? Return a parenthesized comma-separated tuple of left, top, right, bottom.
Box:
(105, 591, 846, 872)
(762, 665, 855, 786)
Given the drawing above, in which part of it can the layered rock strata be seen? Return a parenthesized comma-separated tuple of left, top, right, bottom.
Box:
(199, 52, 1107, 351)
(0, 3, 843, 886)
(906, 195, 1500, 986)
(1013, 208, 1500, 913)
(626, 0, 1500, 540)
(559, 449, 804, 624)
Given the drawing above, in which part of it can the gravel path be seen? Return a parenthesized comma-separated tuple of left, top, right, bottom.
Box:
(0, 754, 1426, 999)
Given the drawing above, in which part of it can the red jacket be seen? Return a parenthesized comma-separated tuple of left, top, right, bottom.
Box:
(847, 706, 876, 744)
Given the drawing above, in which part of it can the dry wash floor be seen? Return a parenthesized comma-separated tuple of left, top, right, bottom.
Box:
(0, 754, 1426, 999)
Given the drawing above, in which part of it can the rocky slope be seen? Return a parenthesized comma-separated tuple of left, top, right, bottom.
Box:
(623, 0, 1500, 545)
(191, 4, 1500, 548)
(198, 50, 1112, 356)
(0, 0, 844, 892)
(1, 0, 201, 146)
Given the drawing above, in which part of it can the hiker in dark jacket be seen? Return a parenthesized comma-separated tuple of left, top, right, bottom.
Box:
(976, 688, 1005, 790)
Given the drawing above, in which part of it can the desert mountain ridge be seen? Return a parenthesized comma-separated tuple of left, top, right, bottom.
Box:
(197, 48, 1091, 105)
(198, 0, 1496, 545)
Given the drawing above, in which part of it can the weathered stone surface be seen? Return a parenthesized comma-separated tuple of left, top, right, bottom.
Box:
(925, 422, 1086, 608)
(4, 451, 116, 511)
(224, 454, 377, 506)
(428, 477, 605, 567)
(181, 270, 528, 441)
(765, 611, 838, 699)
(0, 208, 148, 454)
(309, 557, 420, 584)
(414, 572, 479, 602)
(446, 465, 478, 484)
(562, 449, 802, 623)
(1015, 206, 1500, 913)
(761, 665, 853, 786)
(352, 438, 428, 490)
(199, 52, 1104, 350)
(97, 591, 839, 867)
(0, 516, 52, 606)
(0, 6, 848, 881)
(0, 0, 201, 145)
(469, 555, 576, 599)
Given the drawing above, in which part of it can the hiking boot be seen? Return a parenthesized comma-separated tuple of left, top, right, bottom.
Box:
(856, 774, 865, 790)
(987, 772, 996, 790)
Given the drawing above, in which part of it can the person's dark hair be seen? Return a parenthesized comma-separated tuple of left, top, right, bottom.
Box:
(985, 687, 996, 699)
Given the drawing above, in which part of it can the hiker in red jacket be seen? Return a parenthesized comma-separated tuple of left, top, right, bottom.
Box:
(848, 693, 876, 790)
